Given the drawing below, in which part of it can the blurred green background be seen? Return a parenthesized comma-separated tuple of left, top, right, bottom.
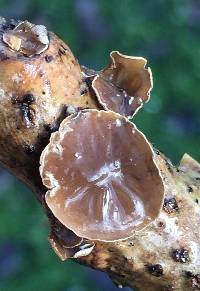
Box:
(0, 0, 200, 290)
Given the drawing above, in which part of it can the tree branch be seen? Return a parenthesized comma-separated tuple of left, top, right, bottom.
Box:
(0, 17, 200, 291)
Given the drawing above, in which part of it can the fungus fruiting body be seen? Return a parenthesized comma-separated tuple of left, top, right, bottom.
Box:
(91, 51, 153, 118)
(3, 21, 49, 56)
(40, 109, 164, 242)
(0, 16, 200, 291)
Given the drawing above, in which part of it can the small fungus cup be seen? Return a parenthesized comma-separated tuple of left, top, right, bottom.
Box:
(92, 51, 153, 118)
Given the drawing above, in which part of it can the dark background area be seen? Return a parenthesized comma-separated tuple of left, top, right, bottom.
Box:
(0, 0, 200, 290)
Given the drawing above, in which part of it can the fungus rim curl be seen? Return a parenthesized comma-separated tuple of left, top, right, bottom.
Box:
(92, 51, 153, 118)
(40, 109, 165, 242)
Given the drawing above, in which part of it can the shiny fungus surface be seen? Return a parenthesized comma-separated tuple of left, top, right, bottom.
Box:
(92, 51, 153, 118)
(40, 110, 164, 241)
(3, 20, 49, 56)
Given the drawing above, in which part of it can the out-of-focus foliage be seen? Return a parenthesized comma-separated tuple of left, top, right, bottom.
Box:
(0, 0, 199, 290)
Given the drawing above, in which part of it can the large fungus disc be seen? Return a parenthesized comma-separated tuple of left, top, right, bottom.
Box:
(92, 51, 153, 118)
(40, 110, 164, 242)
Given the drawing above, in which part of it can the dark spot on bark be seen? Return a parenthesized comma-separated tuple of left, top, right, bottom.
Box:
(157, 220, 165, 228)
(188, 186, 193, 193)
(2, 23, 15, 30)
(44, 124, 51, 132)
(49, 125, 59, 133)
(25, 144, 35, 155)
(42, 91, 46, 95)
(22, 93, 35, 104)
(12, 94, 35, 128)
(146, 264, 163, 277)
(165, 160, 173, 173)
(195, 199, 199, 204)
(58, 48, 66, 56)
(80, 81, 88, 96)
(45, 55, 54, 63)
(20, 104, 35, 128)
(119, 274, 126, 278)
(195, 177, 200, 181)
(60, 44, 68, 51)
(185, 272, 200, 289)
(185, 271, 194, 278)
(154, 148, 160, 155)
(85, 76, 94, 88)
(163, 197, 179, 214)
(35, 131, 50, 149)
(172, 248, 190, 263)
(20, 94, 35, 127)
(72, 59, 77, 66)
(39, 71, 44, 78)
(45, 79, 51, 86)
(108, 247, 116, 253)
(0, 52, 9, 61)
(81, 88, 88, 95)
(11, 95, 18, 104)
(43, 123, 59, 134)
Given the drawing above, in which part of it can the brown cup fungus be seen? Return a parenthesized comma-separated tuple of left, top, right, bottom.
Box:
(92, 51, 153, 118)
(40, 110, 164, 242)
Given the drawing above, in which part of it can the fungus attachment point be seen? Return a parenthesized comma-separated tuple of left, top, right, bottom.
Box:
(92, 51, 153, 118)
(48, 234, 95, 261)
(40, 110, 164, 242)
(49, 216, 83, 249)
(3, 21, 49, 56)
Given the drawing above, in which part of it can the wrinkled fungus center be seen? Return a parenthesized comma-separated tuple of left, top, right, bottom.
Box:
(40, 110, 164, 241)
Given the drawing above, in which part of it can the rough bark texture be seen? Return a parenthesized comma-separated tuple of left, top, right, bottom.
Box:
(0, 17, 200, 291)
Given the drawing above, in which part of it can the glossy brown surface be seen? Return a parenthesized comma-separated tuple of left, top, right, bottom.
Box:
(92, 51, 153, 118)
(40, 110, 164, 241)
(3, 21, 49, 56)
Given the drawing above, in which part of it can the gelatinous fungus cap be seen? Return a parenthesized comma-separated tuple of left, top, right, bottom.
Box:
(3, 21, 49, 56)
(92, 51, 153, 118)
(40, 110, 164, 242)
